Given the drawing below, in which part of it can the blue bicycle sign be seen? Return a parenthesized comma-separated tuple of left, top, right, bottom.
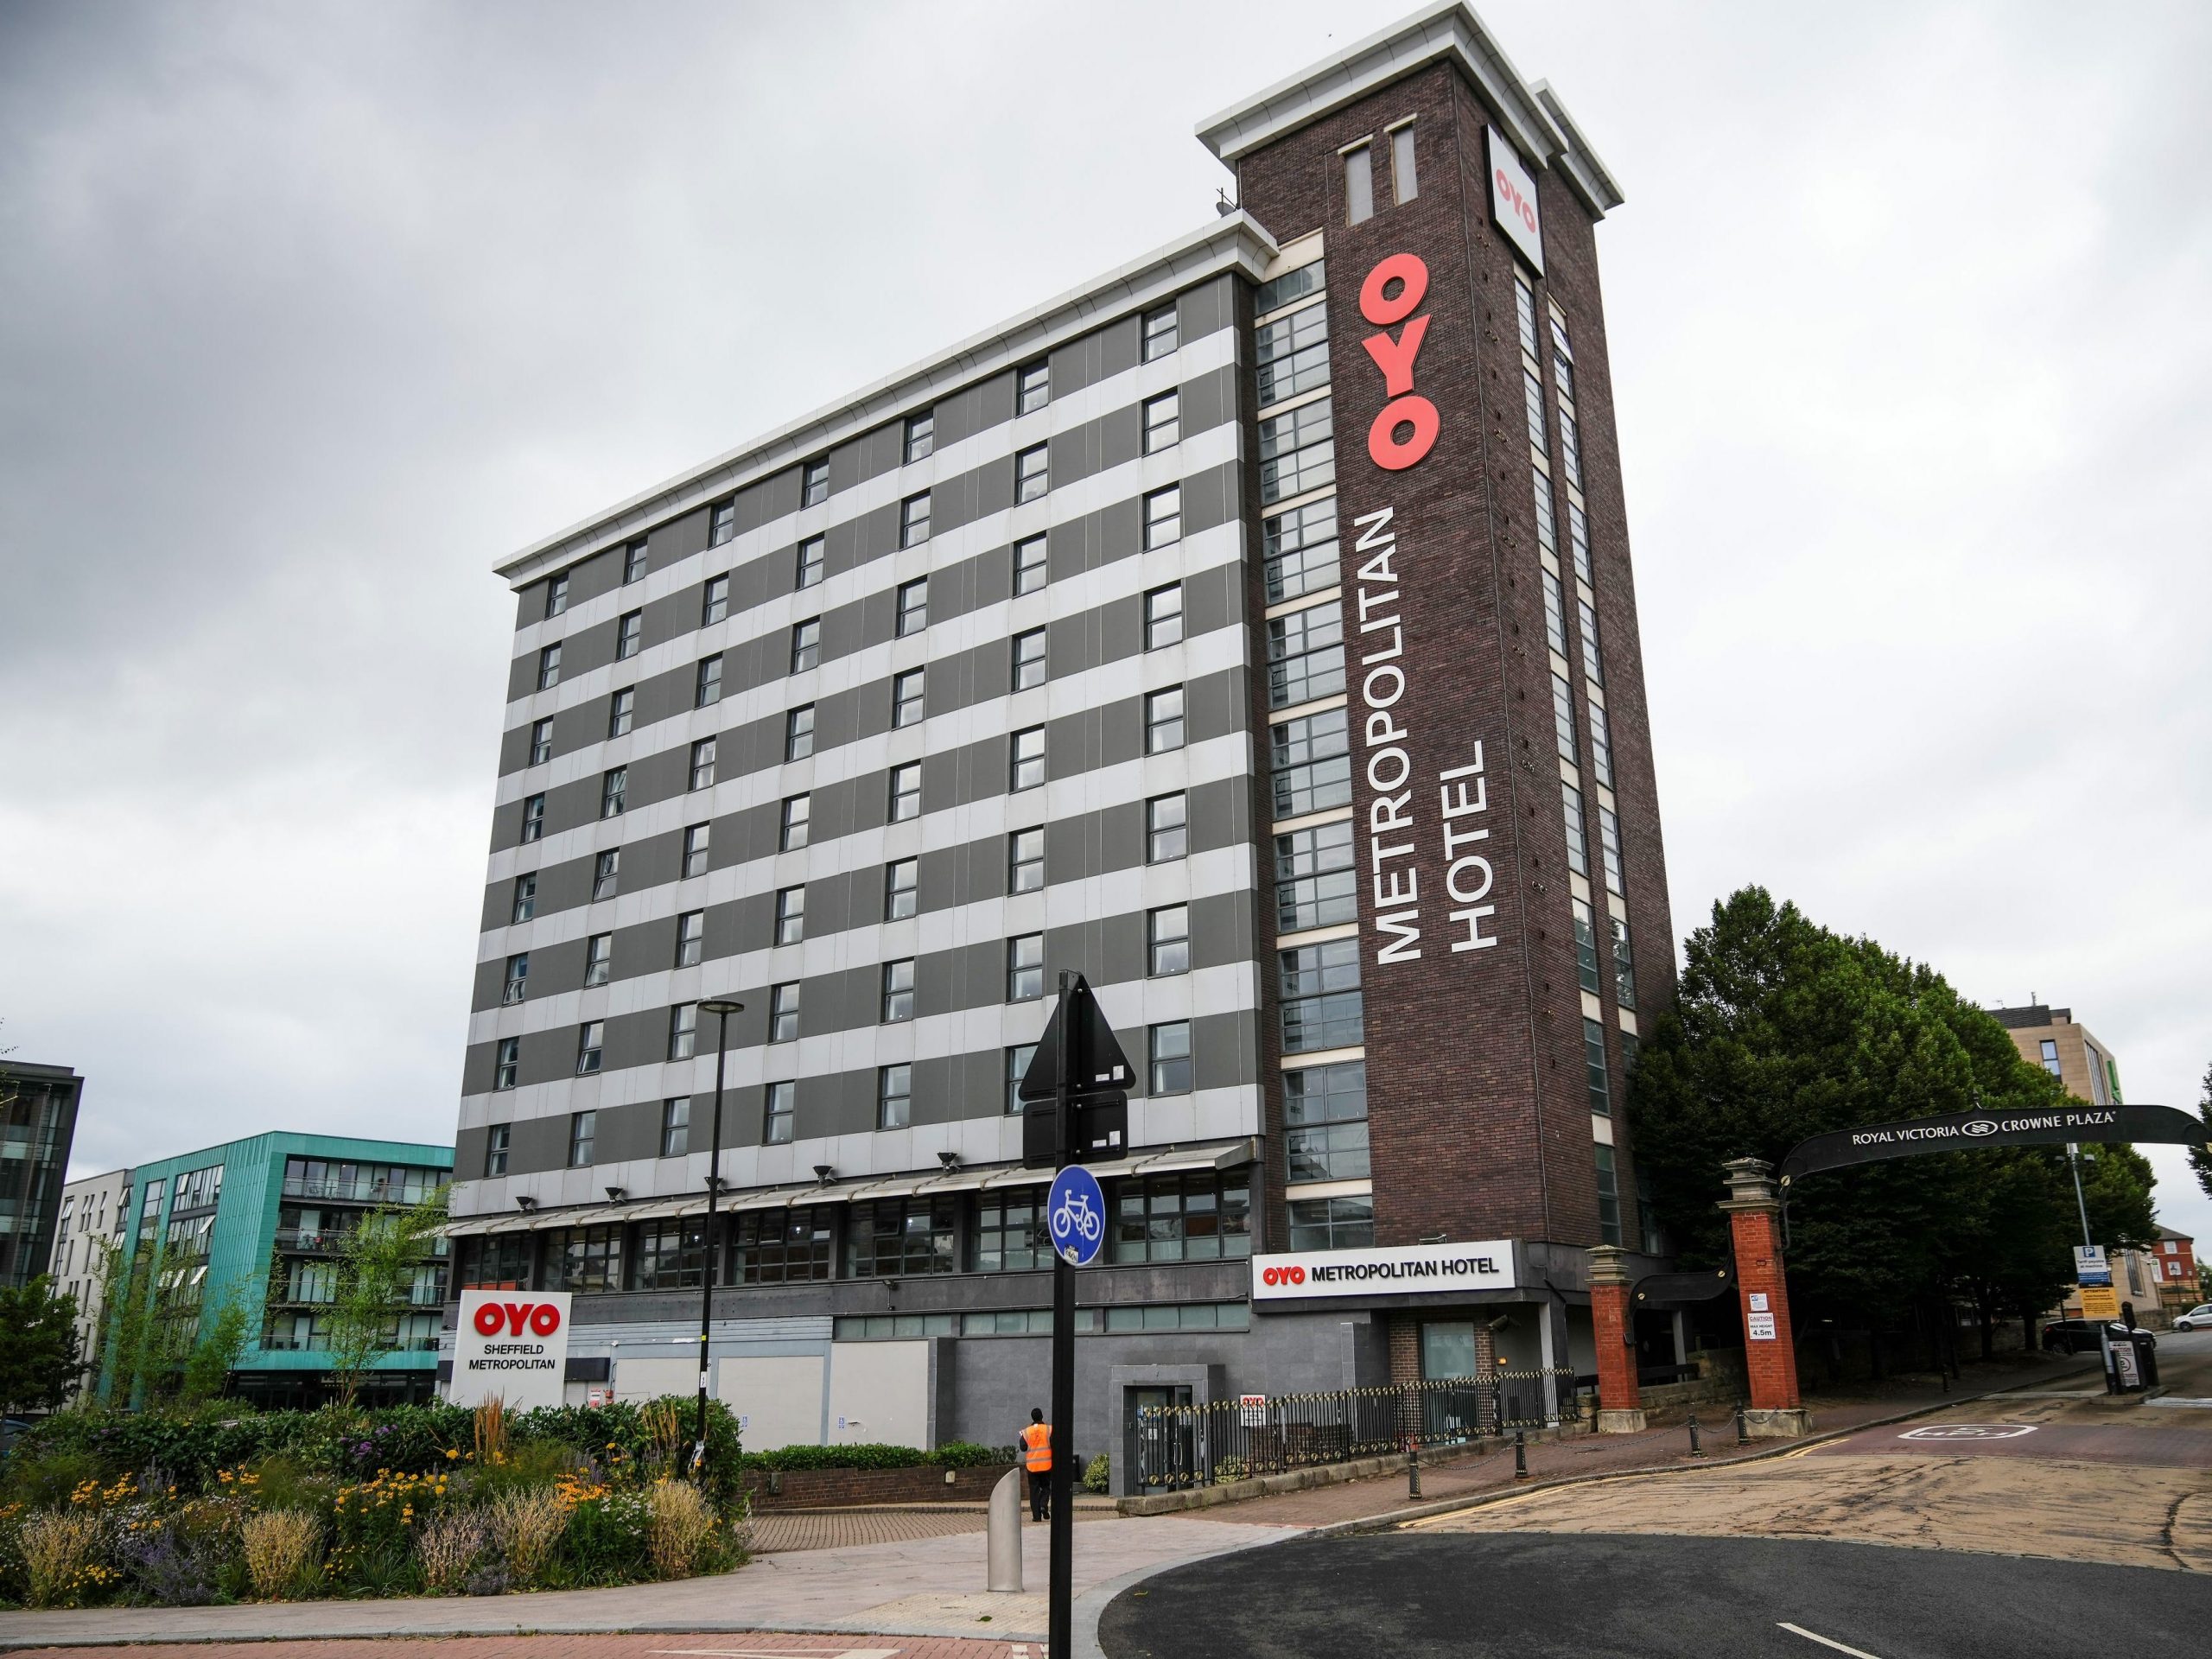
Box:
(1046, 1165, 1107, 1267)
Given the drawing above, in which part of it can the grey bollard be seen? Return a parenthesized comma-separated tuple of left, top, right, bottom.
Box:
(987, 1466, 1024, 1592)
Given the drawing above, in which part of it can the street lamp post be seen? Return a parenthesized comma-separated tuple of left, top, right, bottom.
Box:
(692, 998, 745, 1475)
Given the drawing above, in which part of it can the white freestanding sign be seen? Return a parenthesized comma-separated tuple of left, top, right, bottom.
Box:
(449, 1288, 572, 1410)
(1487, 126, 1544, 274)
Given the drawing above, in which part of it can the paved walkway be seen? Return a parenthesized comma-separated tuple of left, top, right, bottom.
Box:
(19, 1640, 1016, 1659)
(753, 1504, 1116, 1555)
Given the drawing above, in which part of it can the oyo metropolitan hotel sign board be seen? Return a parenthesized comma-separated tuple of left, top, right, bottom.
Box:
(450, 1288, 572, 1409)
(1252, 1239, 1516, 1303)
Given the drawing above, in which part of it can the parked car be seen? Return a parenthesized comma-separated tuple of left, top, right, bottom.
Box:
(2173, 1304, 2212, 1332)
(2042, 1319, 2156, 1355)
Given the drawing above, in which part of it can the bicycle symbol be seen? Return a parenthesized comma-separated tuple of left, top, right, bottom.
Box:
(1052, 1192, 1103, 1247)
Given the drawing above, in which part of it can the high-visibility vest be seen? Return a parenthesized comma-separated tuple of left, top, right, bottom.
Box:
(1022, 1421, 1052, 1472)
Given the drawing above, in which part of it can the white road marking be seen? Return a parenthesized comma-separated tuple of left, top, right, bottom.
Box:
(1778, 1622, 1885, 1659)
(1897, 1423, 2036, 1440)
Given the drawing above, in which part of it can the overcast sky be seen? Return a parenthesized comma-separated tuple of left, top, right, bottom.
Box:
(5, 1, 2208, 1239)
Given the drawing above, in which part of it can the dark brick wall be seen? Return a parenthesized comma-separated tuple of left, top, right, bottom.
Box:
(1235, 60, 1674, 1259)
(742, 1459, 1020, 1510)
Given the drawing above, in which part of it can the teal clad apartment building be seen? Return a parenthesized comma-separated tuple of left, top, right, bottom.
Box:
(113, 1133, 454, 1408)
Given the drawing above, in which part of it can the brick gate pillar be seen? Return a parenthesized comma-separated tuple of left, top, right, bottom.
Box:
(1719, 1157, 1812, 1437)
(1587, 1244, 1644, 1433)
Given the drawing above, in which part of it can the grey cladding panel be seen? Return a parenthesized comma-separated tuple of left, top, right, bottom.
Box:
(650, 506, 710, 569)
(1193, 1009, 1258, 1092)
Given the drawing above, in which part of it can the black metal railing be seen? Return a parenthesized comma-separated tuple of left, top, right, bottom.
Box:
(1130, 1370, 1579, 1493)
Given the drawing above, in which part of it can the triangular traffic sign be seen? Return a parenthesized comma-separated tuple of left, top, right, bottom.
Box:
(1017, 973, 1134, 1103)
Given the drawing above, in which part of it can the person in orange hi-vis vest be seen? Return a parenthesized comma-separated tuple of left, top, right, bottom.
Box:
(1020, 1406, 1052, 1521)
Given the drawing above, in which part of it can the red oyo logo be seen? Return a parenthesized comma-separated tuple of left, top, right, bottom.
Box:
(1260, 1265, 1309, 1287)
(473, 1300, 564, 1338)
(1358, 252, 1438, 472)
(1495, 166, 1538, 233)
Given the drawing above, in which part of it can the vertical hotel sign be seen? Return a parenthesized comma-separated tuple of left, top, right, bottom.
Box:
(1344, 246, 1501, 970)
(1486, 127, 1543, 273)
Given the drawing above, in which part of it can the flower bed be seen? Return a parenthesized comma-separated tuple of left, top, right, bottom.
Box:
(0, 1397, 747, 1609)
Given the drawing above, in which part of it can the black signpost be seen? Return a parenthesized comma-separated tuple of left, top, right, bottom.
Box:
(1017, 971, 1132, 1659)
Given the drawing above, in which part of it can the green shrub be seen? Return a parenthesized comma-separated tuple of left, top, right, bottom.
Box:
(467, 1440, 575, 1499)
(1083, 1453, 1110, 1494)
(2, 1448, 106, 1510)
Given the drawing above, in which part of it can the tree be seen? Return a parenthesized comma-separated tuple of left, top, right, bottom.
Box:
(0, 1276, 84, 1414)
(324, 1185, 448, 1408)
(2189, 1062, 2212, 1202)
(179, 1291, 251, 1405)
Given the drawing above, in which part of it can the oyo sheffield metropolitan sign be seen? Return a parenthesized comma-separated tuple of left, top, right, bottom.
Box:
(1486, 127, 1543, 273)
(450, 1288, 572, 1409)
(1252, 1239, 1515, 1303)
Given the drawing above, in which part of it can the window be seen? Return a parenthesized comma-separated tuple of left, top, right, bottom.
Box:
(709, 498, 736, 545)
(1148, 906, 1190, 976)
(600, 687, 632, 741)
(529, 717, 553, 766)
(543, 1224, 624, 1294)
(674, 910, 704, 968)
(1541, 569, 1568, 657)
(1551, 314, 1576, 400)
(1143, 391, 1180, 453)
(1255, 297, 1330, 407)
(1013, 627, 1047, 690)
(791, 618, 820, 673)
(1112, 1170, 1250, 1263)
(1145, 686, 1185, 753)
(846, 1196, 956, 1275)
(1144, 484, 1182, 550)
(970, 1192, 1044, 1272)
(1004, 1045, 1036, 1116)
(1256, 257, 1325, 315)
(893, 668, 925, 728)
(1573, 897, 1601, 995)
(889, 762, 921, 821)
(584, 932, 612, 986)
(1147, 792, 1186, 862)
(881, 959, 915, 1023)
(1148, 1020, 1192, 1095)
(1016, 359, 1050, 415)
(502, 953, 529, 1005)
(884, 858, 918, 920)
(545, 574, 569, 618)
(1561, 785, 1589, 877)
(668, 1002, 698, 1061)
(511, 868, 535, 919)
(1145, 584, 1185, 651)
(1008, 827, 1045, 893)
(1258, 396, 1335, 505)
(1014, 443, 1048, 502)
(899, 493, 931, 548)
(1281, 938, 1363, 1052)
(1014, 533, 1048, 594)
(1597, 804, 1625, 896)
(1515, 270, 1539, 359)
(600, 767, 626, 817)
(785, 703, 815, 760)
(631, 1218, 708, 1290)
(493, 1042, 518, 1095)
(781, 794, 810, 849)
(702, 574, 729, 626)
(687, 735, 717, 791)
(1523, 366, 1548, 453)
(2038, 1039, 2062, 1077)
(878, 1062, 912, 1127)
(764, 1080, 795, 1145)
(1271, 707, 1351, 818)
(733, 1205, 832, 1282)
(798, 534, 825, 588)
(1268, 601, 1344, 709)
(519, 794, 545, 844)
(1264, 496, 1340, 602)
(1611, 914, 1637, 1007)
(1286, 1061, 1370, 1183)
(1578, 597, 1605, 684)
(683, 823, 711, 878)
(1551, 673, 1579, 763)
(994, 931, 1044, 1006)
(1595, 1145, 1622, 1246)
(1142, 303, 1179, 361)
(616, 609, 642, 659)
(695, 654, 724, 709)
(485, 1122, 511, 1173)
(802, 458, 829, 507)
(537, 643, 562, 690)
(1344, 142, 1375, 225)
(774, 885, 805, 945)
(1588, 697, 1614, 789)
(895, 577, 929, 637)
(1568, 499, 1592, 584)
(1584, 1017, 1612, 1116)
(1390, 121, 1417, 203)
(769, 982, 799, 1042)
(1010, 725, 1046, 790)
(575, 1027, 604, 1077)
(661, 1098, 690, 1157)
(1560, 408, 1583, 490)
(622, 539, 648, 584)
(1289, 1195, 1373, 1251)
(1276, 820, 1357, 931)
(1533, 474, 1558, 553)
(904, 409, 934, 464)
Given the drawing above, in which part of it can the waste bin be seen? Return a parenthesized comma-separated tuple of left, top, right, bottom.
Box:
(2131, 1329, 2158, 1389)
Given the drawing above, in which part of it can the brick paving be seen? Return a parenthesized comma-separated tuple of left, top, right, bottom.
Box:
(752, 1507, 1112, 1554)
(14, 1639, 1026, 1659)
